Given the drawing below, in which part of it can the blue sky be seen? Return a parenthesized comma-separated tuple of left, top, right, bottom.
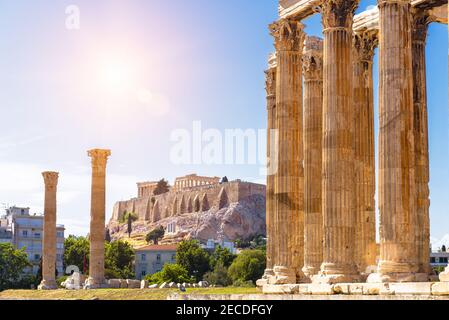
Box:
(0, 0, 448, 245)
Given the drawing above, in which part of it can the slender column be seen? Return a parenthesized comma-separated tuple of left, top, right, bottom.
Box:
(268, 18, 305, 284)
(38, 171, 59, 290)
(302, 36, 323, 280)
(353, 30, 378, 274)
(412, 10, 431, 277)
(443, 0, 449, 284)
(316, 0, 360, 284)
(264, 56, 277, 278)
(85, 148, 111, 289)
(369, 0, 418, 283)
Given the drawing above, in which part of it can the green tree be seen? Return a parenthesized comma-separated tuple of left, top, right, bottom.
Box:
(176, 240, 211, 281)
(228, 249, 266, 285)
(144, 264, 192, 285)
(63, 235, 90, 273)
(0, 243, 31, 291)
(145, 226, 165, 245)
(153, 179, 170, 196)
(105, 240, 135, 279)
(209, 246, 236, 269)
(119, 211, 138, 224)
(203, 262, 232, 287)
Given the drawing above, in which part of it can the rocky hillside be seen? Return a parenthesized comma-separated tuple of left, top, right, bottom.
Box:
(107, 194, 266, 247)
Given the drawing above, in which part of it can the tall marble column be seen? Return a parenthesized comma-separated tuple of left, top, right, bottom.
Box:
(316, 0, 360, 284)
(264, 55, 277, 279)
(85, 148, 111, 289)
(302, 36, 324, 280)
(369, 0, 418, 283)
(353, 30, 378, 274)
(38, 171, 59, 290)
(412, 10, 431, 277)
(443, 0, 449, 284)
(268, 18, 305, 284)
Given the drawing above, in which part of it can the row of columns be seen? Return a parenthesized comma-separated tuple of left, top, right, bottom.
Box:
(38, 149, 110, 290)
(175, 177, 219, 190)
(264, 0, 433, 284)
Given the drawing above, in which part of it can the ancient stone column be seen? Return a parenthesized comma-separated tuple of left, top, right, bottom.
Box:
(353, 30, 378, 274)
(316, 0, 360, 284)
(302, 36, 323, 280)
(412, 9, 432, 278)
(263, 55, 277, 279)
(268, 18, 305, 284)
(368, 0, 418, 283)
(38, 171, 59, 290)
(85, 149, 111, 289)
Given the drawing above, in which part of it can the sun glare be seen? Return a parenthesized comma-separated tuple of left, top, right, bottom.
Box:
(97, 56, 137, 95)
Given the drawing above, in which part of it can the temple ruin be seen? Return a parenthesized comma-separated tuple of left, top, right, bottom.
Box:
(261, 0, 449, 294)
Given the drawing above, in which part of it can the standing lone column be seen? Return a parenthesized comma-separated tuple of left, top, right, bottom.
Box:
(317, 0, 360, 284)
(412, 9, 431, 278)
(38, 171, 59, 290)
(268, 18, 305, 284)
(302, 36, 323, 280)
(353, 30, 378, 274)
(368, 0, 418, 283)
(85, 148, 111, 289)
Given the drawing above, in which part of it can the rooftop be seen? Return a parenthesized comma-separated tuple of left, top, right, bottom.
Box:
(135, 244, 178, 252)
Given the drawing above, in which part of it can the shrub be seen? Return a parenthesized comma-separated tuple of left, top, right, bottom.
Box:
(228, 249, 265, 284)
(144, 264, 193, 285)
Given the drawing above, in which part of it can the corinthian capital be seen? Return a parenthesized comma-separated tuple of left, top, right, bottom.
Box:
(42, 171, 59, 188)
(269, 19, 305, 52)
(411, 9, 432, 43)
(88, 149, 111, 168)
(353, 30, 378, 63)
(321, 0, 359, 30)
(302, 36, 323, 81)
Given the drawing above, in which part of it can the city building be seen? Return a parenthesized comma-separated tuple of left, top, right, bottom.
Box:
(431, 249, 449, 269)
(202, 239, 236, 254)
(0, 216, 12, 244)
(4, 206, 65, 276)
(134, 244, 177, 279)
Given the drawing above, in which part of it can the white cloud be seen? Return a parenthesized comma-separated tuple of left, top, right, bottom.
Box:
(431, 234, 449, 251)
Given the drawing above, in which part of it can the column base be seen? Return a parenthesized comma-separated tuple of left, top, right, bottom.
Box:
(38, 279, 58, 290)
(84, 277, 108, 289)
(439, 267, 449, 282)
(256, 269, 275, 287)
(314, 262, 360, 284)
(267, 266, 296, 285)
(366, 272, 424, 283)
(302, 265, 320, 280)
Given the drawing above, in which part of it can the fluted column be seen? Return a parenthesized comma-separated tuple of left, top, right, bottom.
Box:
(264, 55, 277, 278)
(412, 10, 431, 277)
(302, 36, 323, 280)
(38, 171, 59, 290)
(353, 30, 378, 274)
(85, 148, 111, 289)
(369, 0, 418, 283)
(268, 18, 305, 284)
(316, 0, 360, 284)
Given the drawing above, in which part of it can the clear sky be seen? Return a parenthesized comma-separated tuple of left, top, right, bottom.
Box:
(0, 1, 448, 247)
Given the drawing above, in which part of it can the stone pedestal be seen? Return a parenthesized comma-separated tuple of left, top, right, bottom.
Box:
(38, 172, 59, 290)
(302, 36, 323, 280)
(370, 0, 419, 283)
(85, 149, 111, 289)
(353, 30, 378, 274)
(268, 18, 305, 284)
(315, 0, 360, 284)
(440, 267, 449, 282)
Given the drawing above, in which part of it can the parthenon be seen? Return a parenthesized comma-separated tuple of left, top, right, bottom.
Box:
(262, 0, 449, 291)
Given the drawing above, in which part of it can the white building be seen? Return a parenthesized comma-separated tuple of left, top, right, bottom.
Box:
(5, 206, 65, 276)
(134, 244, 177, 280)
(202, 239, 236, 254)
(431, 250, 449, 269)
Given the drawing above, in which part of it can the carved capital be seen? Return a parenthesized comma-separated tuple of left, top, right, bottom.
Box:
(88, 149, 111, 169)
(42, 171, 59, 188)
(378, 0, 411, 6)
(265, 67, 277, 99)
(321, 0, 359, 30)
(353, 30, 378, 63)
(269, 19, 305, 52)
(302, 36, 323, 81)
(411, 9, 432, 43)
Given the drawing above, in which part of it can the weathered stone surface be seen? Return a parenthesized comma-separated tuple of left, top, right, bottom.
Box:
(108, 279, 121, 289)
(148, 284, 158, 289)
(160, 282, 169, 289)
(439, 268, 449, 282)
(140, 280, 148, 289)
(308, 283, 334, 295)
(168, 282, 177, 288)
(198, 281, 209, 288)
(432, 282, 449, 295)
(389, 282, 432, 295)
(262, 284, 300, 294)
(127, 279, 141, 289)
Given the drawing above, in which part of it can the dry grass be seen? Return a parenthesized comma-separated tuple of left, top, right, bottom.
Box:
(0, 287, 260, 300)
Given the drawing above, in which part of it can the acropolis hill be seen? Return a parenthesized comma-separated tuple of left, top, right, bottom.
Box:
(107, 174, 266, 246)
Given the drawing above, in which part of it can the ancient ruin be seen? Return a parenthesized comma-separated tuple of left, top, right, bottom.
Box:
(260, 0, 449, 295)
(38, 171, 59, 290)
(84, 149, 111, 289)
